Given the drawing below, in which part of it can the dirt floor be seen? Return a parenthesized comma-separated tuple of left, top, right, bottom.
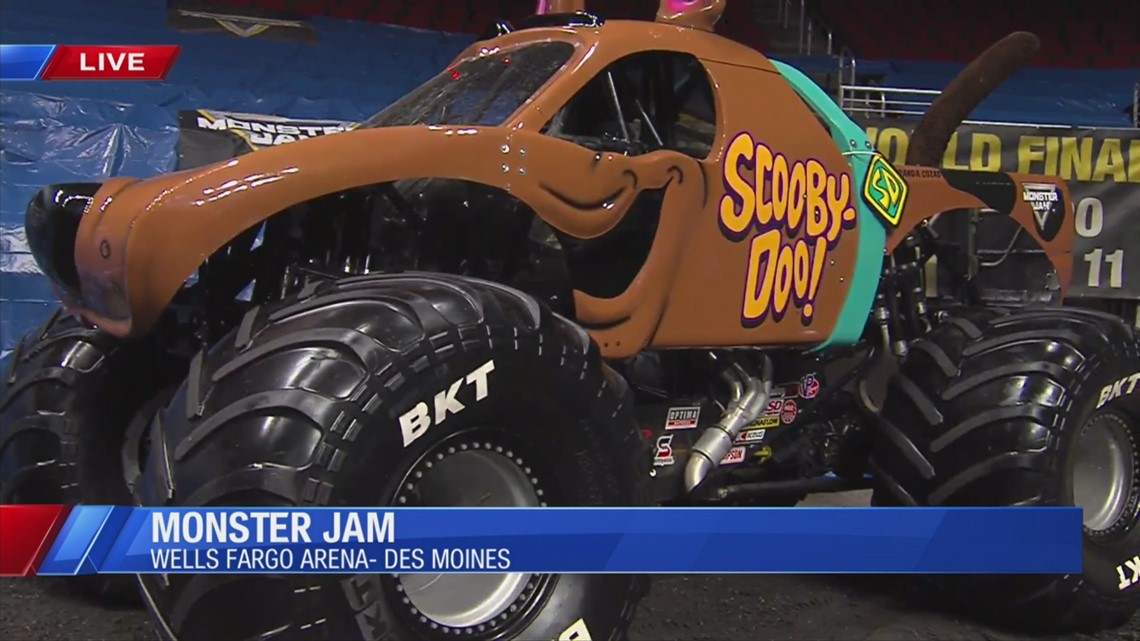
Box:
(2, 492, 1137, 641)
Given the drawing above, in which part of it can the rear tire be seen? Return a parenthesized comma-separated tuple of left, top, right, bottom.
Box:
(137, 273, 649, 641)
(0, 309, 178, 601)
(871, 307, 1140, 633)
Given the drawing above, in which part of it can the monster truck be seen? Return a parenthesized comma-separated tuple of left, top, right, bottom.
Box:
(1, 0, 1137, 639)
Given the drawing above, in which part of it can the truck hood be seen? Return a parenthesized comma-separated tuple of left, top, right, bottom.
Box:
(69, 124, 708, 340)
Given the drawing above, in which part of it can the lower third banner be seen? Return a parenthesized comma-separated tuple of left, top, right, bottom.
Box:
(0, 506, 1082, 576)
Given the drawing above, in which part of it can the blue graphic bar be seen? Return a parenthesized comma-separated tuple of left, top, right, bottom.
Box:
(36, 507, 1083, 575)
(0, 45, 56, 81)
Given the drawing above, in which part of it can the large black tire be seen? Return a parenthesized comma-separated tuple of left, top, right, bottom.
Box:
(137, 273, 649, 641)
(0, 309, 178, 600)
(871, 307, 1140, 633)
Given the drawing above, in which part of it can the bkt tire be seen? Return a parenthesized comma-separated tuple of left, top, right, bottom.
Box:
(872, 307, 1140, 633)
(137, 274, 648, 641)
(0, 310, 177, 600)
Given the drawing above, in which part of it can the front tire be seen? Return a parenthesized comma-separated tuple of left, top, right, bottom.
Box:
(871, 307, 1140, 633)
(137, 273, 648, 641)
(0, 310, 178, 600)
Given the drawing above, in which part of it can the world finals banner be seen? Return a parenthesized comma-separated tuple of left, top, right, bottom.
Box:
(859, 119, 1140, 299)
(1, 506, 1082, 577)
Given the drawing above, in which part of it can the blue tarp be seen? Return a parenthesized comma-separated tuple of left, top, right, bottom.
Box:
(883, 61, 1137, 127)
(0, 0, 472, 357)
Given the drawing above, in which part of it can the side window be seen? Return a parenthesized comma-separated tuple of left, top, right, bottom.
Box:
(542, 52, 717, 159)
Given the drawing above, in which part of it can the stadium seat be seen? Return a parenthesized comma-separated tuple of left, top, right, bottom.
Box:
(816, 0, 1130, 69)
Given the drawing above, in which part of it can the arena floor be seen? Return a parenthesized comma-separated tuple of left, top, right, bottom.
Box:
(2, 492, 1137, 641)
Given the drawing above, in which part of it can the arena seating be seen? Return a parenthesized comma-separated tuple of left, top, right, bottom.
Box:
(817, 0, 1140, 69)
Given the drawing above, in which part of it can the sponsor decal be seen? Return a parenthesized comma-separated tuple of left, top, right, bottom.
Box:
(720, 446, 747, 465)
(780, 399, 799, 425)
(763, 398, 784, 416)
(751, 416, 780, 429)
(769, 381, 811, 403)
(653, 435, 675, 467)
(1022, 182, 1064, 241)
(399, 360, 496, 447)
(1117, 555, 1139, 591)
(899, 166, 941, 179)
(799, 374, 820, 399)
(719, 132, 858, 327)
(1097, 372, 1140, 409)
(754, 445, 773, 462)
(556, 618, 593, 640)
(665, 406, 701, 430)
(862, 155, 909, 227)
(734, 428, 767, 444)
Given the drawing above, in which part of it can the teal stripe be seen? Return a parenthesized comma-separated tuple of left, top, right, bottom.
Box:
(769, 60, 884, 349)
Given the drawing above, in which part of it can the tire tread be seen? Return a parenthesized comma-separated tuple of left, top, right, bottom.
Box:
(140, 273, 646, 641)
(872, 307, 1140, 632)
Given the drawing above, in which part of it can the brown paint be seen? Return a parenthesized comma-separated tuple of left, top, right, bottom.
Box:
(886, 168, 1073, 295)
(57, 19, 1073, 359)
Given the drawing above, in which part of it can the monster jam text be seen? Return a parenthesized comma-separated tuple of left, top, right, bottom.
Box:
(151, 510, 396, 544)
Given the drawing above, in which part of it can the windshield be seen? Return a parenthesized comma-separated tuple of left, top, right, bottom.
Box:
(363, 42, 575, 128)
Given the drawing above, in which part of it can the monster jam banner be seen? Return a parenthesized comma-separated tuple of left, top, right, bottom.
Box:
(167, 1, 317, 43)
(859, 119, 1140, 299)
(177, 109, 356, 168)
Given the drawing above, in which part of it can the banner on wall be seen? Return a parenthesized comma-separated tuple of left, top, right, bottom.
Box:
(167, 1, 318, 43)
(859, 119, 1140, 299)
(177, 109, 357, 169)
(176, 110, 1139, 299)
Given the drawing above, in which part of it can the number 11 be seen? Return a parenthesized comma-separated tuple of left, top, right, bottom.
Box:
(1084, 248, 1124, 289)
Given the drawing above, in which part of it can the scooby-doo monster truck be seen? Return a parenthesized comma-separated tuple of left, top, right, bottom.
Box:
(2, 0, 1137, 639)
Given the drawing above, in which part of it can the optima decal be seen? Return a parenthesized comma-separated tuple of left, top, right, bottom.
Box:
(719, 132, 857, 327)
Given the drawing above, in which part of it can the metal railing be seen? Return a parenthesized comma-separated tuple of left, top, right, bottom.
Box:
(802, 0, 834, 56)
(804, 16, 833, 55)
(837, 83, 1094, 129)
(775, 0, 790, 28)
(1133, 82, 1139, 128)
(836, 46, 857, 102)
(838, 84, 933, 120)
(772, 0, 835, 56)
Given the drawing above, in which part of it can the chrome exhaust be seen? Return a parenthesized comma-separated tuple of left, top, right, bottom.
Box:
(683, 356, 772, 493)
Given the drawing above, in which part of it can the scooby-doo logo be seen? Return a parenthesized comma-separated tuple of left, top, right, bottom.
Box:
(719, 132, 857, 327)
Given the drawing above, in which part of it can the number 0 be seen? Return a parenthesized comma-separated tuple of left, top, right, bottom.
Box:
(1075, 198, 1104, 238)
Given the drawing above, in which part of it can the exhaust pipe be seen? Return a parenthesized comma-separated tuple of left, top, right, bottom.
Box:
(684, 356, 772, 493)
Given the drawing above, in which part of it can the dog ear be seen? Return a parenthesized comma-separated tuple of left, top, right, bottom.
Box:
(655, 0, 726, 31)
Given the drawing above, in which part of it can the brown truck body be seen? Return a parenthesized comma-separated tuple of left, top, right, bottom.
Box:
(34, 2, 1073, 358)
